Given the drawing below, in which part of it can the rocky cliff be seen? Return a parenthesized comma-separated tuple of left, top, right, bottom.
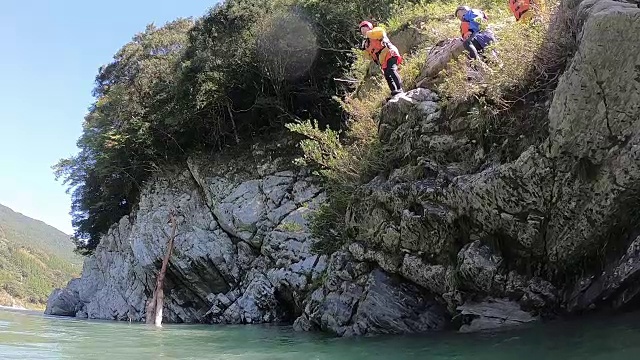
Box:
(47, 0, 640, 336)
(47, 140, 331, 324)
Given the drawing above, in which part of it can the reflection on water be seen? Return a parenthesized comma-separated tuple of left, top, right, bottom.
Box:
(1, 308, 640, 359)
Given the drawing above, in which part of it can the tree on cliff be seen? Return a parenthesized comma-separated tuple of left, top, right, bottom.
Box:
(145, 211, 178, 327)
(53, 19, 193, 254)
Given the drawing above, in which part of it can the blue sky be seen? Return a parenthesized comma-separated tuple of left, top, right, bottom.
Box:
(0, 0, 216, 234)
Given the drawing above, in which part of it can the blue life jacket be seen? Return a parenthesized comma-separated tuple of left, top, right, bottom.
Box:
(462, 9, 487, 34)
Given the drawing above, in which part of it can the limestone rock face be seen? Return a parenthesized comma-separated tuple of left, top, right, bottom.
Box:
(567, 235, 640, 312)
(545, 0, 640, 268)
(47, 143, 327, 324)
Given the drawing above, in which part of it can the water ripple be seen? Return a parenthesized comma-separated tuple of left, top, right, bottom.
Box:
(1, 309, 640, 359)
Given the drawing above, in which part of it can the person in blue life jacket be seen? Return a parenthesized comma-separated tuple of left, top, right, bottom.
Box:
(454, 6, 497, 62)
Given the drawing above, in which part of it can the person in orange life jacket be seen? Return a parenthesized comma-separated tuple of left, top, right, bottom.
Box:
(509, 0, 546, 23)
(359, 21, 404, 96)
(509, 0, 534, 22)
(454, 6, 497, 61)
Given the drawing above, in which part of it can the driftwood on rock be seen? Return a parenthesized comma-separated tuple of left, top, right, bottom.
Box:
(145, 211, 178, 327)
(416, 38, 464, 88)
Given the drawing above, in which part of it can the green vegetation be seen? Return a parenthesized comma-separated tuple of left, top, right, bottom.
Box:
(278, 221, 306, 233)
(55, 0, 412, 254)
(0, 204, 81, 308)
(289, 0, 576, 252)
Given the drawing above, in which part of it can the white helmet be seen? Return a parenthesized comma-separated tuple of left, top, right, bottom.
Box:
(454, 5, 471, 16)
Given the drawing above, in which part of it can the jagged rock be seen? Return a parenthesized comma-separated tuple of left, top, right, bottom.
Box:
(76, 309, 88, 319)
(567, 235, 640, 312)
(215, 273, 280, 324)
(457, 241, 503, 293)
(213, 180, 266, 246)
(457, 298, 538, 333)
(400, 254, 453, 296)
(295, 252, 448, 336)
(45, 287, 81, 317)
(379, 88, 440, 145)
(46, 149, 326, 325)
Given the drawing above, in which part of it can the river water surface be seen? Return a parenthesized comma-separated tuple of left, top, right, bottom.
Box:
(1, 308, 640, 359)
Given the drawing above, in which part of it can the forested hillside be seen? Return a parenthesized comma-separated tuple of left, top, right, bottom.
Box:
(0, 204, 81, 308)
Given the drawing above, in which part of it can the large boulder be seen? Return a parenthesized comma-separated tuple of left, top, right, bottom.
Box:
(294, 252, 448, 336)
(457, 298, 538, 333)
(544, 0, 640, 269)
(45, 287, 81, 317)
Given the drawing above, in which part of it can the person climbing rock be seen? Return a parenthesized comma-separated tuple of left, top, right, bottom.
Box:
(454, 6, 497, 63)
(359, 21, 404, 96)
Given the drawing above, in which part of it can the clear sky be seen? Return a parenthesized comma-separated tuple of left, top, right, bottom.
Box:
(0, 0, 216, 234)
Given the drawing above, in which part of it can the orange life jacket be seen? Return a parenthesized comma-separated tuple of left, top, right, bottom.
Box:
(364, 27, 402, 70)
(460, 22, 471, 39)
(509, 0, 531, 21)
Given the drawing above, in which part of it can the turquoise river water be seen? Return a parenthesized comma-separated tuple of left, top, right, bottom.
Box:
(1, 308, 640, 359)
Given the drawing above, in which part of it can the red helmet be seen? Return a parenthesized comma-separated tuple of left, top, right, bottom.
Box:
(359, 21, 373, 29)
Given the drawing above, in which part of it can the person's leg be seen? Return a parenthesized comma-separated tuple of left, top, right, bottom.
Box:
(383, 67, 396, 92)
(384, 57, 404, 94)
(463, 33, 481, 60)
(470, 30, 499, 64)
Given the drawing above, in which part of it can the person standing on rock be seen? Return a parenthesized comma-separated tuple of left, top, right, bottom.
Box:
(454, 6, 497, 64)
(359, 21, 404, 96)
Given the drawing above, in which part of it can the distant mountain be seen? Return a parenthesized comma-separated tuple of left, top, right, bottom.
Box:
(0, 204, 81, 309)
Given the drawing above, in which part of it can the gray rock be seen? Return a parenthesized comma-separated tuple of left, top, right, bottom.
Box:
(401, 255, 452, 296)
(457, 241, 503, 293)
(296, 252, 448, 337)
(567, 235, 640, 312)
(379, 88, 440, 144)
(45, 288, 81, 317)
(544, 0, 640, 268)
(46, 152, 325, 326)
(351, 269, 448, 336)
(416, 38, 464, 87)
(457, 298, 538, 333)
